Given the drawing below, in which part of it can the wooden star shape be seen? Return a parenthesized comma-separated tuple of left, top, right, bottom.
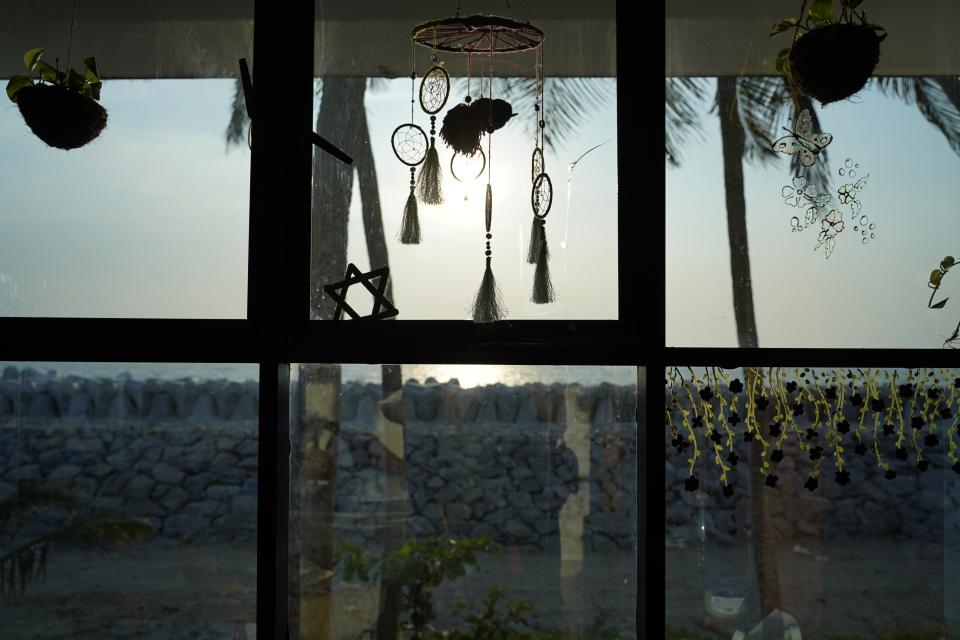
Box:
(323, 263, 398, 320)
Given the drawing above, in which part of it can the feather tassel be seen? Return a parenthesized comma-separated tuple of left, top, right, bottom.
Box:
(399, 191, 421, 245)
(526, 216, 542, 264)
(531, 221, 555, 304)
(416, 141, 444, 205)
(472, 257, 505, 323)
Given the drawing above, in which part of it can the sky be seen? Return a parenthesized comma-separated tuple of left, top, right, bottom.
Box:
(667, 78, 960, 349)
(0, 77, 618, 320)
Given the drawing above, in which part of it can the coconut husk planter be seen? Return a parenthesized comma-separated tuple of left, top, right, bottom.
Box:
(16, 84, 107, 150)
(789, 23, 880, 105)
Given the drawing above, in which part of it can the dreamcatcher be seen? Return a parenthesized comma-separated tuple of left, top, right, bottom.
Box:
(417, 48, 449, 205)
(410, 14, 545, 322)
(527, 46, 554, 304)
(391, 59, 429, 245)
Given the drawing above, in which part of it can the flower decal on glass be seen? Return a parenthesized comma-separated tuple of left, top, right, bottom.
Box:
(779, 158, 876, 258)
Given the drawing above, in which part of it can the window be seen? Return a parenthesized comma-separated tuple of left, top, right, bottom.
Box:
(0, 1, 637, 639)
(666, 1, 960, 638)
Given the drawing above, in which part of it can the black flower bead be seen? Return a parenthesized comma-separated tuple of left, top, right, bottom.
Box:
(854, 442, 868, 456)
(941, 407, 953, 420)
(835, 470, 851, 486)
(786, 381, 798, 393)
(709, 430, 723, 444)
(847, 372, 854, 379)
(804, 476, 819, 492)
(871, 398, 886, 412)
(837, 420, 851, 434)
(899, 383, 914, 399)
(825, 386, 838, 401)
(805, 428, 818, 440)
(851, 393, 864, 407)
(769, 422, 782, 437)
(728, 412, 740, 426)
(912, 416, 925, 430)
(727, 452, 740, 467)
(744, 430, 755, 443)
(700, 387, 714, 402)
(954, 377, 960, 389)
(765, 473, 779, 488)
(684, 476, 700, 491)
(793, 402, 805, 417)
(953, 460, 960, 474)
(882, 424, 895, 436)
(729, 379, 743, 394)
(692, 415, 704, 429)
(755, 396, 770, 411)
(722, 483, 734, 498)
(917, 459, 930, 472)
(924, 434, 940, 447)
(884, 469, 897, 480)
(895, 447, 909, 461)
(770, 449, 784, 463)
(671, 436, 683, 448)
(928, 388, 941, 400)
(809, 446, 823, 461)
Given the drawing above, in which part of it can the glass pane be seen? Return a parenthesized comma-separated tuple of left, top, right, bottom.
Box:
(0, 362, 258, 638)
(0, 4, 253, 318)
(289, 364, 639, 638)
(311, 3, 617, 320)
(665, 366, 960, 638)
(666, 3, 960, 348)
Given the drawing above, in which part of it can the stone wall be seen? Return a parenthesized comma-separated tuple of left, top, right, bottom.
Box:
(665, 397, 960, 545)
(0, 371, 639, 551)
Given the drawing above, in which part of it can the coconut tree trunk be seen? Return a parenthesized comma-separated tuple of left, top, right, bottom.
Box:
(356, 99, 394, 303)
(716, 77, 759, 349)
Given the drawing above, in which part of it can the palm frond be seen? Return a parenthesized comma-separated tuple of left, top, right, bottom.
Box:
(736, 76, 790, 168)
(225, 77, 249, 149)
(496, 77, 616, 152)
(665, 77, 710, 166)
(1, 514, 154, 598)
(875, 76, 960, 157)
(0, 481, 82, 522)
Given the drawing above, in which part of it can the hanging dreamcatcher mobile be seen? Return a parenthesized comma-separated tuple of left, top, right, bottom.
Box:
(395, 14, 549, 322)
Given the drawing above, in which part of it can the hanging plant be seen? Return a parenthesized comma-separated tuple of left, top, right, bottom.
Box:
(5, 48, 107, 150)
(666, 367, 960, 494)
(770, 0, 887, 105)
(926, 255, 959, 348)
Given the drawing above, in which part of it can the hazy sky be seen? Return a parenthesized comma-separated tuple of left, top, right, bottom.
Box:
(667, 78, 960, 349)
(0, 77, 618, 320)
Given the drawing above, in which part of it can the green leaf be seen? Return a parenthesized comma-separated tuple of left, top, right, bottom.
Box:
(769, 18, 798, 37)
(37, 60, 65, 84)
(23, 48, 44, 71)
(82, 56, 99, 82)
(930, 269, 944, 286)
(775, 48, 791, 75)
(931, 299, 949, 309)
(942, 256, 956, 270)
(809, 0, 836, 25)
(66, 69, 84, 88)
(6, 75, 33, 102)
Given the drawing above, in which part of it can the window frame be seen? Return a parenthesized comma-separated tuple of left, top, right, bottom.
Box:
(0, 2, 641, 638)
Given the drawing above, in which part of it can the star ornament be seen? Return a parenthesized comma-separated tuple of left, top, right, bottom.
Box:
(323, 263, 399, 320)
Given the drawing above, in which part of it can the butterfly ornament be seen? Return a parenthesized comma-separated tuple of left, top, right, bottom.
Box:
(772, 109, 833, 167)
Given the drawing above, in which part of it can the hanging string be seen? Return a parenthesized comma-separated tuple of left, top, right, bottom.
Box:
(410, 42, 416, 122)
(66, 0, 78, 71)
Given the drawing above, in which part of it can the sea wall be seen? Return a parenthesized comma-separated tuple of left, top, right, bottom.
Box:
(0, 370, 638, 551)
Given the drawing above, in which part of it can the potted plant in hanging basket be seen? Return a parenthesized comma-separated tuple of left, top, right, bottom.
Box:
(5, 48, 106, 150)
(771, 0, 887, 105)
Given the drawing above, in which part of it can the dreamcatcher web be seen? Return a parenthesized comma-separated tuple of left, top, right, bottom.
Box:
(391, 124, 429, 166)
(532, 172, 553, 218)
(419, 65, 450, 115)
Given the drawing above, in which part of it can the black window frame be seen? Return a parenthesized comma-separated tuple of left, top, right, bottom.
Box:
(0, 2, 648, 638)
